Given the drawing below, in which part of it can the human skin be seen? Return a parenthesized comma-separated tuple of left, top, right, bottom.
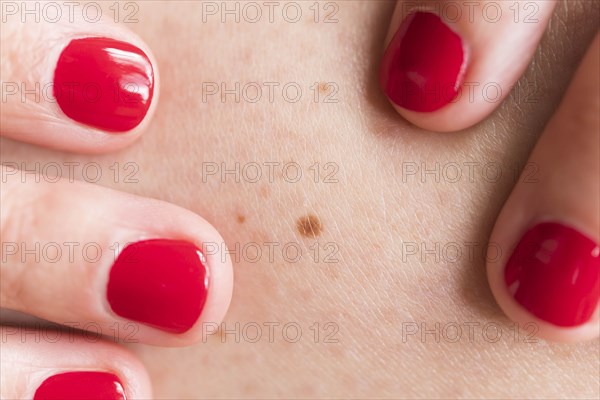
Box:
(1, 0, 599, 398)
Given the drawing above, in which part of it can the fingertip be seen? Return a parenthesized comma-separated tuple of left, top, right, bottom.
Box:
(380, 1, 556, 132)
(485, 34, 599, 343)
(102, 198, 234, 346)
(1, 328, 153, 399)
(1, 15, 160, 153)
(487, 247, 600, 343)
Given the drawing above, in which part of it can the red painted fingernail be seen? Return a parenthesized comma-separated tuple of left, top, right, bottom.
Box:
(380, 11, 466, 112)
(34, 372, 126, 400)
(53, 37, 154, 132)
(505, 222, 600, 327)
(107, 239, 209, 333)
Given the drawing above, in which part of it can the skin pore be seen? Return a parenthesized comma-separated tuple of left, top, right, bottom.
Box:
(1, 1, 598, 398)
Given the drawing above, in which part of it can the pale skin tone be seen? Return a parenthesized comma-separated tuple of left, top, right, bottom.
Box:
(0, 1, 599, 398)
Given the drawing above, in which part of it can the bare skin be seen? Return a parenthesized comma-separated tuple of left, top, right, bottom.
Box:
(1, 1, 599, 398)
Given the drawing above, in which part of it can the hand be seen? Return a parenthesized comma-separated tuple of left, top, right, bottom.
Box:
(378, 0, 598, 341)
(1, 4, 232, 398)
(1, 1, 598, 398)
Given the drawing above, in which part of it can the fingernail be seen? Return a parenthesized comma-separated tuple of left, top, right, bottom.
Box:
(53, 37, 154, 132)
(107, 239, 209, 333)
(34, 372, 125, 400)
(505, 222, 600, 327)
(380, 11, 466, 112)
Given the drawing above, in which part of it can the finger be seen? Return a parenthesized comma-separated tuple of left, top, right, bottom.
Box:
(0, 326, 151, 399)
(487, 34, 600, 342)
(0, 165, 233, 346)
(0, 2, 159, 153)
(380, 1, 556, 132)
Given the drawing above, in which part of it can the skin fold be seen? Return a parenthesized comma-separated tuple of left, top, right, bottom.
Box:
(1, 1, 598, 398)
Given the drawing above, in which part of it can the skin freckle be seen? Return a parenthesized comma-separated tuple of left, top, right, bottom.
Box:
(319, 82, 333, 94)
(237, 214, 246, 224)
(297, 214, 323, 238)
(259, 185, 270, 199)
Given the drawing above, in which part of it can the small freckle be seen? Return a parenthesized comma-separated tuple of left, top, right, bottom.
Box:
(260, 185, 270, 199)
(237, 215, 246, 224)
(319, 82, 329, 93)
(297, 214, 323, 238)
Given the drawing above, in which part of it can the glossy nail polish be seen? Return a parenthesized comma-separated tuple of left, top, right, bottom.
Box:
(34, 372, 125, 400)
(505, 222, 600, 327)
(107, 239, 209, 333)
(53, 37, 154, 132)
(380, 11, 466, 112)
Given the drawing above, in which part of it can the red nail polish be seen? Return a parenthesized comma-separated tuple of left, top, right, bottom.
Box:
(380, 11, 466, 112)
(34, 372, 126, 400)
(505, 222, 600, 327)
(53, 37, 154, 132)
(107, 239, 209, 334)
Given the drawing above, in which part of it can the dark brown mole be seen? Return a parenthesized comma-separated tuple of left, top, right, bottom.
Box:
(237, 214, 246, 224)
(297, 214, 323, 238)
